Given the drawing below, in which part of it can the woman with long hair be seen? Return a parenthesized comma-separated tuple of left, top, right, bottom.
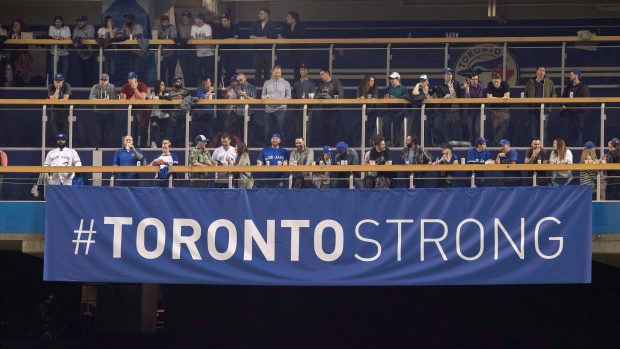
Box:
(431, 142, 458, 188)
(357, 75, 378, 145)
(233, 142, 254, 188)
(8, 19, 33, 87)
(150, 80, 168, 148)
(549, 138, 573, 185)
(603, 138, 620, 200)
(580, 141, 598, 199)
(98, 16, 118, 79)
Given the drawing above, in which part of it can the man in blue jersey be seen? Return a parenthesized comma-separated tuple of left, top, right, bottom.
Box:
(496, 139, 521, 186)
(257, 133, 290, 188)
(112, 135, 145, 186)
(466, 137, 491, 187)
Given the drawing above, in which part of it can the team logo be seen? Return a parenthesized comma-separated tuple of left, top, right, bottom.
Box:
(454, 44, 519, 86)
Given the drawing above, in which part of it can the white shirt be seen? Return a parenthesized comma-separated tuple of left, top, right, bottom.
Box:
(212, 146, 237, 181)
(190, 24, 214, 57)
(549, 149, 573, 179)
(48, 26, 72, 56)
(44, 147, 82, 185)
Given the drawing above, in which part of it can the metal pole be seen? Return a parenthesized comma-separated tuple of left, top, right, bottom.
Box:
(561, 42, 567, 95)
(409, 172, 414, 188)
(471, 172, 476, 188)
(244, 104, 250, 145)
(42, 106, 47, 162)
(361, 104, 367, 156)
(126, 105, 133, 136)
(533, 172, 537, 186)
(539, 103, 545, 145)
(420, 105, 426, 147)
(185, 111, 191, 166)
(156, 45, 162, 80)
(349, 173, 354, 189)
(480, 104, 486, 139)
(600, 103, 606, 159)
(68, 105, 75, 148)
(303, 104, 309, 141)
(289, 173, 293, 189)
(596, 171, 601, 201)
(329, 44, 334, 73)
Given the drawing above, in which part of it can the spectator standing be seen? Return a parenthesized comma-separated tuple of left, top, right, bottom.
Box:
(48, 16, 70, 80)
(249, 8, 277, 86)
(120, 14, 144, 79)
(292, 64, 317, 142)
(434, 68, 464, 144)
(112, 135, 145, 186)
(158, 15, 178, 85)
(89, 73, 117, 148)
(149, 80, 169, 148)
(262, 65, 292, 144)
(191, 13, 215, 88)
(486, 72, 511, 146)
(561, 69, 590, 147)
(213, 13, 240, 84)
(524, 66, 557, 140)
(603, 138, 620, 200)
(44, 134, 82, 185)
(8, 19, 32, 87)
(176, 11, 194, 86)
(98, 16, 118, 81)
(316, 69, 344, 145)
(289, 137, 314, 188)
(47, 73, 71, 143)
(149, 139, 178, 186)
(383, 72, 409, 146)
(189, 135, 213, 188)
(278, 11, 307, 82)
(462, 73, 486, 144)
(357, 75, 379, 145)
(231, 74, 257, 138)
(72, 15, 96, 86)
(524, 138, 549, 186)
(195, 77, 216, 140)
(120, 72, 149, 147)
(256, 133, 289, 188)
(164, 76, 189, 147)
(233, 142, 254, 189)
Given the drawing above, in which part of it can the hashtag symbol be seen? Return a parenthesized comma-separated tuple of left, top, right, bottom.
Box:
(73, 219, 96, 255)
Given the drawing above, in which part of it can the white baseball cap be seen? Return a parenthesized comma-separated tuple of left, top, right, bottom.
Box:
(389, 72, 400, 79)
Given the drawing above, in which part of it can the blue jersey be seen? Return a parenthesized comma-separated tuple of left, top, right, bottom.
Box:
(467, 148, 491, 164)
(257, 146, 290, 179)
(112, 148, 144, 180)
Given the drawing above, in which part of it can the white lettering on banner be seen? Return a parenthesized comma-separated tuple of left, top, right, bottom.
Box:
(281, 220, 310, 261)
(535, 217, 563, 259)
(354, 219, 381, 262)
(386, 220, 414, 261)
(244, 220, 275, 261)
(456, 219, 484, 261)
(101, 216, 566, 261)
(207, 219, 237, 260)
(172, 219, 202, 260)
(420, 219, 448, 261)
(494, 218, 525, 260)
(104, 216, 132, 258)
(136, 218, 166, 259)
(314, 220, 343, 262)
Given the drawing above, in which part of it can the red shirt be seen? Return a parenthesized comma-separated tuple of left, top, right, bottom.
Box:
(121, 81, 148, 100)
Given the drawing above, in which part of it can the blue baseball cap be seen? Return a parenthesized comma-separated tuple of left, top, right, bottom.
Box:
(54, 73, 64, 81)
(171, 76, 182, 83)
(584, 141, 595, 149)
(571, 69, 582, 81)
(323, 146, 333, 155)
(336, 141, 348, 152)
(474, 137, 488, 146)
(195, 135, 209, 143)
(230, 75, 237, 83)
(126, 72, 138, 79)
(271, 133, 281, 140)
(444, 67, 453, 74)
(181, 11, 193, 17)
(76, 15, 87, 22)
(56, 134, 67, 140)
(195, 13, 206, 21)
(499, 139, 510, 146)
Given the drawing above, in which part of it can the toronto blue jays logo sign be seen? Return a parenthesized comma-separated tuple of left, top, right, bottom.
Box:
(454, 44, 519, 85)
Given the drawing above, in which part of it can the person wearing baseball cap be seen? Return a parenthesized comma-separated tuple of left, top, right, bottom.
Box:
(384, 72, 409, 146)
(120, 71, 148, 146)
(158, 14, 178, 85)
(496, 139, 521, 186)
(213, 13, 240, 83)
(73, 15, 96, 86)
(333, 141, 360, 188)
(561, 68, 591, 146)
(47, 73, 72, 145)
(44, 134, 82, 185)
(466, 137, 491, 187)
(189, 135, 213, 188)
(48, 15, 71, 79)
(89, 73, 117, 148)
(434, 66, 464, 144)
(312, 146, 333, 188)
(256, 133, 290, 187)
(412, 74, 430, 104)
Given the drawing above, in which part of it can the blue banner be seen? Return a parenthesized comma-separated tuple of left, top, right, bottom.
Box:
(44, 186, 591, 285)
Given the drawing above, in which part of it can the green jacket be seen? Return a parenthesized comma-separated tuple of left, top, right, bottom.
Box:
(524, 77, 557, 113)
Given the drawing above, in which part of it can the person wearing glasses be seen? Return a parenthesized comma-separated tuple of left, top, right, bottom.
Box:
(462, 72, 486, 145)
